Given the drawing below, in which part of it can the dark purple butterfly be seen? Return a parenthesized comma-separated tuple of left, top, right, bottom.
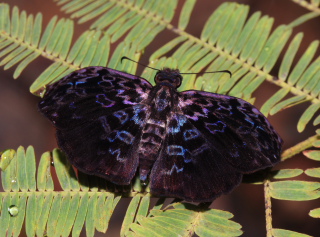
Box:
(39, 64, 282, 202)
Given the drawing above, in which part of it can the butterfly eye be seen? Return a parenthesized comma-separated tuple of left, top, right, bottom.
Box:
(176, 75, 182, 87)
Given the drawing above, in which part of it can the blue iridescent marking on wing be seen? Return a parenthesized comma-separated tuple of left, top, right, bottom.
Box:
(107, 130, 134, 144)
(167, 145, 186, 156)
(205, 121, 226, 133)
(96, 94, 115, 107)
(183, 129, 200, 141)
(108, 147, 126, 162)
(168, 115, 187, 134)
(113, 110, 129, 124)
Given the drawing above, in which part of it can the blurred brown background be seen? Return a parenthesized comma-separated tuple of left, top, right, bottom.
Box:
(0, 0, 319, 236)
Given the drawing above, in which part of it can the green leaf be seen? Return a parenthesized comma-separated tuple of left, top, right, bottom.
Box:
(297, 103, 320, 132)
(258, 25, 291, 72)
(72, 193, 89, 237)
(305, 168, 320, 178)
(0, 149, 15, 171)
(272, 169, 304, 179)
(35, 192, 54, 236)
(85, 192, 97, 237)
(129, 203, 242, 237)
(309, 207, 320, 218)
(178, 0, 196, 30)
(288, 40, 319, 85)
(25, 193, 37, 237)
(303, 150, 320, 161)
(61, 193, 80, 237)
(260, 88, 290, 115)
(273, 228, 313, 237)
(270, 95, 306, 115)
(47, 194, 63, 236)
(121, 195, 141, 237)
(270, 181, 320, 201)
(52, 149, 80, 191)
(37, 151, 54, 191)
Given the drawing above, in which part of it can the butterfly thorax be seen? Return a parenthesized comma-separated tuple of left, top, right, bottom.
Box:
(138, 81, 180, 183)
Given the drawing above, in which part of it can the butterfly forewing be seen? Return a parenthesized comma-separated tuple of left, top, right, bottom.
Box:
(39, 67, 152, 184)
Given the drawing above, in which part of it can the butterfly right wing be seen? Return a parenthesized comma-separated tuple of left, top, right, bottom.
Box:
(150, 90, 282, 202)
(39, 67, 152, 184)
(178, 90, 283, 172)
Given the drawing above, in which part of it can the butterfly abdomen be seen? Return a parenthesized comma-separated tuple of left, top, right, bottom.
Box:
(136, 86, 177, 182)
(138, 119, 166, 182)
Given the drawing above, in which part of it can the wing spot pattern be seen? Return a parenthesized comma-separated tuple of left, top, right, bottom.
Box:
(167, 145, 186, 156)
(165, 163, 184, 175)
(96, 94, 115, 107)
(108, 130, 134, 144)
(108, 148, 125, 162)
(183, 129, 200, 141)
(113, 110, 129, 124)
(205, 121, 226, 134)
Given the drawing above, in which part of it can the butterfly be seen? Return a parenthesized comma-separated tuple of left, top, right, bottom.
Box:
(39, 62, 283, 202)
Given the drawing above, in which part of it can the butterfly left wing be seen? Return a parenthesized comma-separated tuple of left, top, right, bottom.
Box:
(39, 67, 152, 184)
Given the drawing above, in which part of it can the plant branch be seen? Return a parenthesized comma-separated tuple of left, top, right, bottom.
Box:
(281, 134, 319, 161)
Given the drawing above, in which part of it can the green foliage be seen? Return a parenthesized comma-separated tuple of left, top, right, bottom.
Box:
(0, 0, 319, 236)
(0, 146, 242, 237)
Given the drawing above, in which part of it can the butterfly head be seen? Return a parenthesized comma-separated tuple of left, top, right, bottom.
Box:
(155, 68, 182, 88)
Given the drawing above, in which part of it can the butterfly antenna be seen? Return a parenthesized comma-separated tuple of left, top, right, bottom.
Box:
(180, 70, 232, 78)
(121, 57, 232, 77)
(121, 57, 159, 71)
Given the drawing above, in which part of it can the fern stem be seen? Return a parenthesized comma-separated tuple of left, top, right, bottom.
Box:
(281, 134, 319, 160)
(264, 179, 273, 237)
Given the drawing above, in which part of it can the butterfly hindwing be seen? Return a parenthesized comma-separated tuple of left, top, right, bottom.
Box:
(39, 67, 152, 184)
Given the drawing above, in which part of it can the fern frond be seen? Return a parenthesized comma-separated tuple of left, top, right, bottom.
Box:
(29, 29, 144, 93)
(54, 0, 177, 45)
(142, 2, 319, 132)
(0, 146, 241, 237)
(0, 4, 43, 78)
(0, 146, 124, 236)
(1, 1, 320, 236)
(128, 203, 243, 237)
(145, 2, 293, 101)
(263, 132, 320, 235)
(0, 4, 144, 93)
(261, 35, 320, 132)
